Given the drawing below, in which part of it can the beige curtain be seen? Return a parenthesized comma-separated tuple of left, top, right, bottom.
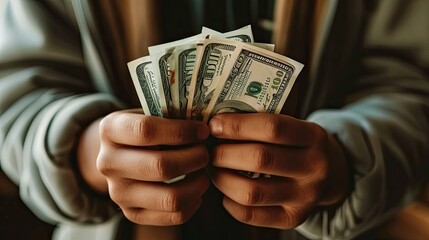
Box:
(97, 0, 161, 62)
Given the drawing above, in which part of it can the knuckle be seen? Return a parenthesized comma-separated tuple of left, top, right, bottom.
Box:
(240, 184, 262, 206)
(99, 113, 115, 139)
(281, 208, 304, 228)
(125, 209, 143, 224)
(234, 208, 255, 223)
(108, 183, 127, 205)
(306, 150, 329, 183)
(169, 211, 188, 225)
(315, 156, 329, 181)
(163, 190, 181, 212)
(109, 192, 124, 205)
(229, 119, 242, 137)
(151, 154, 175, 180)
(96, 148, 114, 175)
(171, 125, 185, 143)
(135, 116, 155, 144)
(296, 182, 318, 204)
(263, 116, 284, 141)
(286, 216, 302, 228)
(310, 122, 328, 144)
(305, 190, 318, 204)
(251, 144, 273, 171)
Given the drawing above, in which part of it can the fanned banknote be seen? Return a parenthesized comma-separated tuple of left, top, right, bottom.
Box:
(127, 25, 303, 181)
(169, 26, 255, 119)
(169, 43, 198, 119)
(149, 34, 206, 117)
(127, 56, 163, 117)
(203, 40, 304, 123)
(187, 39, 276, 121)
(186, 40, 237, 120)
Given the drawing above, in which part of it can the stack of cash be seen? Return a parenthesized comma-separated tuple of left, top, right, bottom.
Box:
(128, 25, 303, 124)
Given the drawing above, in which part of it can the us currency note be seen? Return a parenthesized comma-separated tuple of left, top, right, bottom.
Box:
(127, 56, 163, 117)
(186, 39, 275, 121)
(203, 42, 304, 123)
(147, 26, 227, 118)
(149, 34, 206, 117)
(169, 43, 198, 119)
(168, 26, 255, 119)
(186, 40, 237, 120)
(166, 47, 179, 118)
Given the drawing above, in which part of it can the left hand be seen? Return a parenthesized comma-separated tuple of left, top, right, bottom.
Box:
(208, 113, 349, 229)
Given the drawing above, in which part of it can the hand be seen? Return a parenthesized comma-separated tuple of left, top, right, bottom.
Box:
(96, 110, 210, 226)
(208, 113, 349, 229)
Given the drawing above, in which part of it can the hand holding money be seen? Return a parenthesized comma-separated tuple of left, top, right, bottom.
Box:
(96, 110, 210, 225)
(128, 25, 302, 179)
(124, 26, 349, 230)
(208, 113, 349, 229)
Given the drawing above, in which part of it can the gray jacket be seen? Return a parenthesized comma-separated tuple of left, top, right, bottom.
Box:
(0, 0, 428, 240)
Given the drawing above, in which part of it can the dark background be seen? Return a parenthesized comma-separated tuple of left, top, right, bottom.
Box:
(0, 171, 54, 240)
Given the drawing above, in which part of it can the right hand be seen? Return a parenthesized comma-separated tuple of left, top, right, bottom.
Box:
(97, 110, 210, 226)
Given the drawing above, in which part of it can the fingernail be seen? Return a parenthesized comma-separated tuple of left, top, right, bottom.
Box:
(198, 124, 209, 140)
(209, 117, 222, 136)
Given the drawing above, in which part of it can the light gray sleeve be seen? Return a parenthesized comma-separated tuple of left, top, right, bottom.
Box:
(0, 1, 123, 224)
(52, 215, 123, 240)
(297, 0, 429, 239)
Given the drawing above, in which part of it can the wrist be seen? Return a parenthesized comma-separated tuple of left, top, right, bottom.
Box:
(77, 119, 108, 194)
(318, 134, 351, 206)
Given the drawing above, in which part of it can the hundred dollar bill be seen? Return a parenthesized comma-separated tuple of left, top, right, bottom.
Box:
(127, 56, 163, 117)
(167, 26, 254, 119)
(149, 34, 206, 117)
(186, 40, 237, 120)
(169, 43, 198, 119)
(148, 26, 223, 118)
(186, 39, 276, 120)
(166, 47, 179, 118)
(203, 41, 304, 123)
(168, 26, 255, 119)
